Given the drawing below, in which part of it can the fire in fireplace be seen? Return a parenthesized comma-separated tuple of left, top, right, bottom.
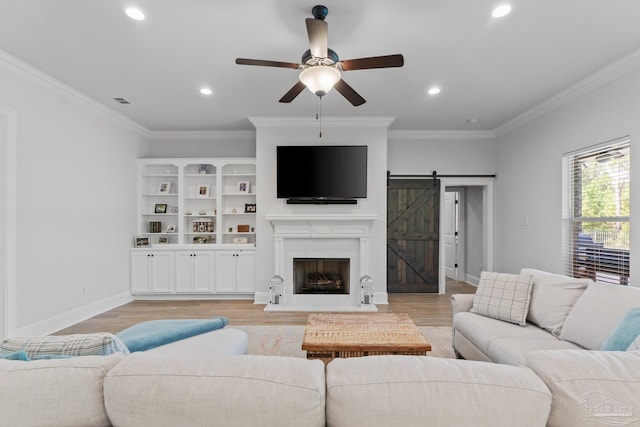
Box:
(293, 258, 350, 294)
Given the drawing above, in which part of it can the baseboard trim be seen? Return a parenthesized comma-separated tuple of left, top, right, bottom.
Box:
(465, 274, 480, 286)
(14, 292, 133, 337)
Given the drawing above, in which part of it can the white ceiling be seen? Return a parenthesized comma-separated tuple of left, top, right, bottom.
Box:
(1, 0, 640, 132)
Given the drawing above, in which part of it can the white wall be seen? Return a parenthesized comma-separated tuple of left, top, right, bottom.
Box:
(0, 54, 148, 334)
(0, 113, 6, 337)
(147, 134, 255, 158)
(387, 137, 496, 175)
(253, 118, 390, 302)
(495, 67, 640, 285)
(465, 186, 483, 283)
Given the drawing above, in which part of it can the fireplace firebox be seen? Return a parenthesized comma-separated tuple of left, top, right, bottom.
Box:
(293, 258, 350, 294)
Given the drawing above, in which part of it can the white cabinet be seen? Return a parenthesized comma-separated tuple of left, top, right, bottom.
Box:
(130, 251, 173, 293)
(216, 250, 256, 293)
(175, 251, 214, 293)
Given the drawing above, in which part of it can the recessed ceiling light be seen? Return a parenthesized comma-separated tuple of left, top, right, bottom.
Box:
(200, 88, 213, 95)
(492, 4, 512, 18)
(467, 118, 480, 124)
(427, 87, 441, 96)
(125, 7, 145, 21)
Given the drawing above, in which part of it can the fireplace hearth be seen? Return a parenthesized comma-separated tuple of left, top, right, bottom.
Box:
(294, 258, 350, 295)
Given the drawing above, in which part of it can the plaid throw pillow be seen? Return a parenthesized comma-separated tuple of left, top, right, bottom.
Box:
(0, 333, 130, 359)
(471, 271, 533, 326)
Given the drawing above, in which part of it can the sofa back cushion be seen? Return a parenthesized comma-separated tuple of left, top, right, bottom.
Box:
(326, 355, 551, 427)
(471, 271, 533, 326)
(0, 352, 123, 427)
(521, 268, 592, 337)
(527, 349, 640, 427)
(559, 283, 640, 350)
(104, 353, 326, 427)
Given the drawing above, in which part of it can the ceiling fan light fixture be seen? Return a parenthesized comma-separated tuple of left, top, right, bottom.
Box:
(299, 66, 341, 97)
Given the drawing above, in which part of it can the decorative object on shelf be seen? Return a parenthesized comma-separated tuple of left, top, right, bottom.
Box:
(185, 210, 192, 215)
(237, 224, 250, 233)
(228, 227, 233, 232)
(193, 235, 214, 244)
(269, 275, 284, 305)
(232, 208, 237, 213)
(199, 164, 208, 174)
(233, 237, 248, 244)
(134, 236, 150, 247)
(360, 275, 374, 305)
(154, 203, 167, 214)
(166, 224, 176, 233)
(237, 181, 250, 194)
(193, 218, 214, 233)
(170, 206, 178, 213)
(251, 227, 255, 232)
(198, 209, 206, 215)
(148, 221, 162, 233)
(197, 184, 210, 197)
(244, 203, 256, 213)
(157, 182, 171, 194)
(158, 237, 168, 244)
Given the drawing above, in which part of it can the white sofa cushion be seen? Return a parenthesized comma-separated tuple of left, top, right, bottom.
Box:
(527, 350, 640, 427)
(104, 353, 326, 427)
(0, 353, 124, 427)
(143, 327, 248, 356)
(454, 312, 582, 365)
(471, 271, 533, 326)
(521, 268, 591, 337)
(559, 283, 640, 350)
(326, 355, 552, 427)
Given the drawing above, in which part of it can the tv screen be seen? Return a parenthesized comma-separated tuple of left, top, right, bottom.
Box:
(277, 145, 368, 200)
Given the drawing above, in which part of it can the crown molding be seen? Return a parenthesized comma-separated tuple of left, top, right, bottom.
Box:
(388, 130, 495, 141)
(249, 116, 395, 128)
(148, 130, 256, 141)
(494, 47, 640, 138)
(0, 49, 150, 137)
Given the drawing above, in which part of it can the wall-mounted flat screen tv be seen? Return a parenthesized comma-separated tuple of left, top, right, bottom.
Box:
(277, 145, 367, 202)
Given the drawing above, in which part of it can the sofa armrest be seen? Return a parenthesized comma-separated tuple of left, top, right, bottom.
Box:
(451, 293, 475, 315)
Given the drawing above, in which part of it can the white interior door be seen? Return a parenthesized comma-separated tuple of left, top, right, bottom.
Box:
(444, 191, 458, 279)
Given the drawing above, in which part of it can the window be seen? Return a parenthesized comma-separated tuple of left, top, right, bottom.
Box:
(562, 138, 630, 285)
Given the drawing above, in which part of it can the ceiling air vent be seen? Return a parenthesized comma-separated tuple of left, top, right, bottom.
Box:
(112, 97, 132, 105)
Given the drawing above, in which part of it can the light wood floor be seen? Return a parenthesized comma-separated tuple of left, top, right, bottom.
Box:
(55, 280, 476, 335)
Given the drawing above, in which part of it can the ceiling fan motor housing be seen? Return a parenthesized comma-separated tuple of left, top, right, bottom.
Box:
(312, 5, 328, 20)
(301, 48, 339, 65)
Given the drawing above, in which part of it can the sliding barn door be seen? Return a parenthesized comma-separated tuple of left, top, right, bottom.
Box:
(387, 179, 440, 293)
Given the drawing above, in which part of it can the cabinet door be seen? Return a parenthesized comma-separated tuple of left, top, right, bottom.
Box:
(175, 252, 195, 292)
(215, 251, 237, 292)
(149, 252, 173, 293)
(235, 251, 256, 292)
(131, 252, 152, 293)
(192, 251, 213, 292)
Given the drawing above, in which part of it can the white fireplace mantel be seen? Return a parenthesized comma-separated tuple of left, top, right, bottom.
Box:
(264, 214, 379, 312)
(265, 214, 378, 238)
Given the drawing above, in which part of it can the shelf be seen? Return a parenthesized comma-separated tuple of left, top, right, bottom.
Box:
(184, 232, 217, 236)
(222, 193, 256, 196)
(222, 212, 255, 216)
(184, 214, 216, 218)
(223, 232, 256, 235)
(142, 193, 178, 197)
(222, 173, 256, 177)
(143, 213, 179, 216)
(184, 174, 216, 177)
(140, 233, 179, 236)
(143, 174, 178, 178)
(184, 197, 216, 200)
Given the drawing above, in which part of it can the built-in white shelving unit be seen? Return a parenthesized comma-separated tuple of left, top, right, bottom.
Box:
(131, 158, 256, 297)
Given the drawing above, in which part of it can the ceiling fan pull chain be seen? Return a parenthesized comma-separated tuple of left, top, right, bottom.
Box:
(316, 96, 323, 138)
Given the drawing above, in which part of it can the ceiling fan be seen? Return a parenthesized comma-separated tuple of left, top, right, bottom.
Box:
(235, 5, 404, 106)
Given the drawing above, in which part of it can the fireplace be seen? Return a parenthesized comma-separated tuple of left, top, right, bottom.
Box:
(294, 258, 350, 294)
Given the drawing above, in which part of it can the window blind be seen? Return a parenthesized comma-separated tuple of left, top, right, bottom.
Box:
(562, 138, 630, 285)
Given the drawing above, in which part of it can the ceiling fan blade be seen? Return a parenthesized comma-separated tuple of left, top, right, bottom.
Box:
(334, 79, 366, 106)
(340, 54, 404, 71)
(306, 18, 328, 58)
(279, 81, 307, 103)
(235, 58, 300, 69)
